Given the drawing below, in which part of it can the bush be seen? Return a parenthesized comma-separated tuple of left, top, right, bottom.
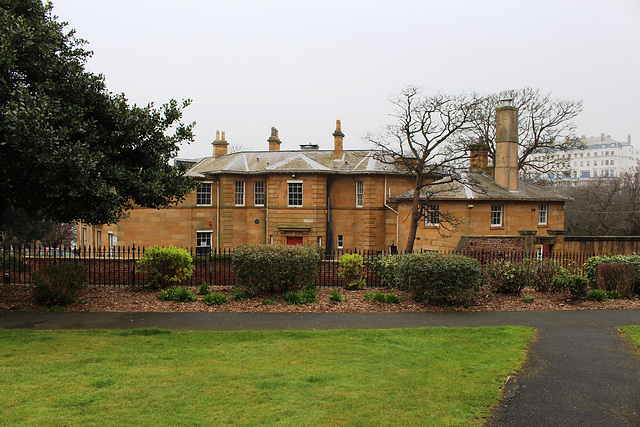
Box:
(584, 254, 640, 288)
(232, 244, 321, 294)
(364, 291, 375, 300)
(606, 289, 622, 300)
(329, 290, 347, 302)
(202, 291, 228, 305)
(371, 254, 401, 288)
(526, 259, 566, 292)
(136, 245, 195, 289)
(521, 295, 536, 303)
(1, 254, 29, 272)
(396, 253, 481, 306)
(552, 274, 589, 301)
(373, 292, 400, 303)
(338, 253, 365, 290)
(282, 288, 317, 305)
(199, 282, 210, 295)
(229, 287, 250, 301)
(482, 260, 535, 295)
(596, 262, 638, 296)
(159, 287, 196, 302)
(32, 263, 87, 306)
(587, 289, 608, 302)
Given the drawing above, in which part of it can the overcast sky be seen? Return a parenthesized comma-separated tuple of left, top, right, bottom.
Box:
(51, 0, 640, 159)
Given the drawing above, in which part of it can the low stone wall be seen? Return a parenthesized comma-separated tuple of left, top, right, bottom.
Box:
(454, 235, 525, 254)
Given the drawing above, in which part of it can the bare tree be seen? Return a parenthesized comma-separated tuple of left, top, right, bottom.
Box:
(563, 172, 640, 236)
(366, 86, 478, 252)
(454, 88, 583, 178)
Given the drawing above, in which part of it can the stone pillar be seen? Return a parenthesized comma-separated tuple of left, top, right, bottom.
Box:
(469, 138, 490, 173)
(495, 99, 519, 191)
(333, 119, 344, 159)
(518, 229, 537, 254)
(212, 131, 228, 158)
(547, 229, 566, 254)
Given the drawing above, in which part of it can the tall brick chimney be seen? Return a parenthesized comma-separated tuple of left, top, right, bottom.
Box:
(268, 127, 281, 151)
(333, 119, 344, 159)
(494, 99, 519, 191)
(212, 130, 228, 159)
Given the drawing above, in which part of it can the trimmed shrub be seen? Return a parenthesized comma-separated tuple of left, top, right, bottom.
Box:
(159, 287, 196, 302)
(552, 274, 588, 301)
(203, 291, 228, 305)
(373, 292, 400, 303)
(584, 254, 640, 288)
(32, 263, 87, 306)
(371, 254, 401, 288)
(587, 289, 608, 302)
(232, 244, 321, 294)
(482, 260, 536, 295)
(396, 253, 481, 306)
(199, 282, 211, 295)
(596, 262, 638, 296)
(136, 245, 195, 289)
(338, 253, 365, 290)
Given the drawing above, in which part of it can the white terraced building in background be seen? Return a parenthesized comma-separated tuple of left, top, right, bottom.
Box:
(532, 133, 640, 185)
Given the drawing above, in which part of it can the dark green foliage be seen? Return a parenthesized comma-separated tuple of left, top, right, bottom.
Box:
(232, 244, 321, 293)
(587, 289, 608, 302)
(0, 1, 195, 224)
(202, 292, 228, 306)
(159, 287, 196, 302)
(606, 290, 622, 299)
(261, 298, 277, 305)
(552, 274, 589, 300)
(395, 253, 481, 306)
(526, 259, 566, 292)
(329, 290, 347, 302)
(373, 292, 400, 303)
(338, 253, 365, 290)
(32, 263, 87, 306)
(198, 282, 210, 295)
(1, 253, 28, 272)
(364, 291, 375, 300)
(282, 289, 317, 305)
(482, 260, 535, 295)
(521, 295, 536, 303)
(371, 254, 401, 288)
(136, 246, 195, 288)
(229, 287, 250, 301)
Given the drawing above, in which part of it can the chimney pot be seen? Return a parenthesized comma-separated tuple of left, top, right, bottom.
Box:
(601, 133, 605, 141)
(268, 127, 281, 151)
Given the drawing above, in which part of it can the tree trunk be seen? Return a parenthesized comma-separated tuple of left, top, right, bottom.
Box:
(404, 183, 422, 253)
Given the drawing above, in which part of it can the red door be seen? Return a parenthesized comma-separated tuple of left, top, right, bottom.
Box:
(286, 236, 303, 245)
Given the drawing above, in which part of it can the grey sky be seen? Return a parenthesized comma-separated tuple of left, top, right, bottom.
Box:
(51, 0, 640, 158)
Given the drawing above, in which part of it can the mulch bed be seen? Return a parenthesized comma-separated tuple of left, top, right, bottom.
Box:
(2, 284, 640, 313)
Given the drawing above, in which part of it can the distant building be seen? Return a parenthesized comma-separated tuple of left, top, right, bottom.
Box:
(531, 133, 639, 184)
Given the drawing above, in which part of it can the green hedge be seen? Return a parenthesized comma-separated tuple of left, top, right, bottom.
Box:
(32, 263, 87, 306)
(395, 253, 481, 306)
(584, 254, 640, 289)
(136, 245, 195, 289)
(232, 244, 322, 293)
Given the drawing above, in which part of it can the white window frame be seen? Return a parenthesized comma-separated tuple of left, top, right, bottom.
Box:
(424, 204, 440, 226)
(196, 230, 213, 248)
(355, 181, 364, 207)
(196, 182, 213, 206)
(538, 204, 548, 226)
(337, 235, 344, 249)
(491, 204, 503, 227)
(254, 181, 265, 206)
(235, 181, 245, 206)
(287, 181, 303, 207)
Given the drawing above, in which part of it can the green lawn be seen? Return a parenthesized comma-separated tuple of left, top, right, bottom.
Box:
(620, 325, 640, 348)
(0, 327, 533, 426)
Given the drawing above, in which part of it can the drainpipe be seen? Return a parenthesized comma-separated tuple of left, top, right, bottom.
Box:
(216, 177, 220, 252)
(265, 175, 269, 244)
(383, 175, 399, 247)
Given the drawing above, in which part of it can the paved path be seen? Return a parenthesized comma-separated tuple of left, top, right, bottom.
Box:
(2, 309, 640, 426)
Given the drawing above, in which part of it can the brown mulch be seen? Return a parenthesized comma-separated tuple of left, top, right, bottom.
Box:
(2, 284, 640, 313)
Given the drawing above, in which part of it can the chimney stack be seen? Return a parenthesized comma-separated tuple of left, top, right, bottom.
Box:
(469, 137, 491, 174)
(494, 99, 519, 191)
(333, 119, 344, 159)
(629, 134, 632, 145)
(268, 127, 281, 151)
(212, 130, 229, 159)
(601, 133, 606, 141)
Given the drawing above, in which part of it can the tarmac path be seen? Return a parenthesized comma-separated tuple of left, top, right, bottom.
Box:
(2, 309, 640, 426)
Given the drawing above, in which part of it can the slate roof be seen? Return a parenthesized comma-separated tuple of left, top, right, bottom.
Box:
(187, 150, 404, 177)
(390, 172, 572, 202)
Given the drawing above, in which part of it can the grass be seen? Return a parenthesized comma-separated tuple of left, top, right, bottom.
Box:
(0, 327, 533, 426)
(620, 325, 640, 348)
